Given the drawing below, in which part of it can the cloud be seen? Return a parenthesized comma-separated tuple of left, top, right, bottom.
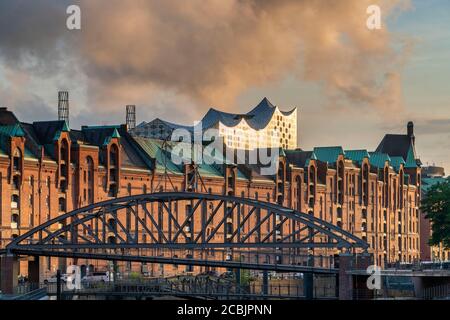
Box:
(0, 0, 412, 118)
(415, 118, 450, 135)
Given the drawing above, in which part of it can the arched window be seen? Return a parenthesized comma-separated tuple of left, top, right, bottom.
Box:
(127, 183, 132, 196)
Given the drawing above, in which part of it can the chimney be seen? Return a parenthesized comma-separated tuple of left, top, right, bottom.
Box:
(126, 105, 136, 130)
(407, 121, 415, 145)
(58, 91, 69, 125)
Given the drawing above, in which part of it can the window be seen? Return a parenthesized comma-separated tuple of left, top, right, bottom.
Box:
(58, 197, 66, 212)
(13, 148, 22, 172)
(12, 175, 20, 190)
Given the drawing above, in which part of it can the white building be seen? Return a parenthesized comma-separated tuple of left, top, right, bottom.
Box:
(131, 98, 298, 150)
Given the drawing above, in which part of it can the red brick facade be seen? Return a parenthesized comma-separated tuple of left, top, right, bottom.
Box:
(0, 107, 422, 277)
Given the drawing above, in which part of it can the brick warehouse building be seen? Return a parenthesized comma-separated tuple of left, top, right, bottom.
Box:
(0, 101, 422, 278)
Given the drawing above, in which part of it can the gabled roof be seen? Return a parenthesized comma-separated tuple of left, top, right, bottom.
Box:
(345, 149, 370, 164)
(313, 146, 344, 164)
(32, 120, 70, 145)
(390, 156, 406, 171)
(0, 124, 25, 137)
(368, 152, 391, 168)
(285, 150, 317, 168)
(376, 133, 420, 168)
(0, 124, 39, 159)
(81, 125, 121, 147)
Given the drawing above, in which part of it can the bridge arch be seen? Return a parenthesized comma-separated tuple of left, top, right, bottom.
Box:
(6, 192, 368, 272)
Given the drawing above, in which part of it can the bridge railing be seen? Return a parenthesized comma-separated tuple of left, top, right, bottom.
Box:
(423, 283, 450, 300)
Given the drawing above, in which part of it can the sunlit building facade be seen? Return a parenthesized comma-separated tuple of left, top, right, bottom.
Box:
(0, 104, 421, 279)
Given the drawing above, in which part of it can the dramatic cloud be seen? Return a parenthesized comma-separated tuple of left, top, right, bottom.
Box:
(0, 0, 411, 117)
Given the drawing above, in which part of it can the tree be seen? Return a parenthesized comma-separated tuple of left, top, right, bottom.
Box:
(420, 180, 450, 249)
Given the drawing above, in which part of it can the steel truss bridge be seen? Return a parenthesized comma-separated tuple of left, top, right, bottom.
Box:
(5, 192, 369, 273)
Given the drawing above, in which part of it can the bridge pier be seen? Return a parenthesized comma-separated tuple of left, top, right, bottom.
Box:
(338, 253, 372, 300)
(304, 273, 314, 299)
(27, 256, 40, 284)
(262, 271, 269, 296)
(0, 254, 19, 294)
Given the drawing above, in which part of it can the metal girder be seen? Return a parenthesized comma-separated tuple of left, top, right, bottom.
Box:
(5, 192, 368, 271)
(9, 248, 338, 274)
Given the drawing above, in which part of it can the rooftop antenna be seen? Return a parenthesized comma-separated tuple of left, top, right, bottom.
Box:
(58, 91, 69, 125)
(126, 105, 136, 130)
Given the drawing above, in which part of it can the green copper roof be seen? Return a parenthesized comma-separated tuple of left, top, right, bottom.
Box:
(369, 152, 391, 168)
(133, 137, 183, 174)
(390, 156, 406, 171)
(61, 121, 70, 132)
(345, 149, 369, 163)
(313, 146, 344, 164)
(132, 137, 249, 180)
(102, 129, 121, 146)
(53, 130, 62, 141)
(0, 124, 25, 137)
(404, 146, 418, 168)
(111, 128, 121, 138)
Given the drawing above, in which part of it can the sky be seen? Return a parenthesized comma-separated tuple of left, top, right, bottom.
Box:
(0, 0, 449, 173)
